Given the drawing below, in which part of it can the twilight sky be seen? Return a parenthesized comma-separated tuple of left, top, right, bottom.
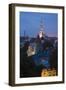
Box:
(20, 12, 58, 37)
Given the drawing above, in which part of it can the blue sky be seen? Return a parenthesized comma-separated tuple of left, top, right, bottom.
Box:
(20, 12, 58, 37)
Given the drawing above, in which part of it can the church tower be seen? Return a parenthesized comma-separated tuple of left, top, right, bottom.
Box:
(38, 18, 45, 39)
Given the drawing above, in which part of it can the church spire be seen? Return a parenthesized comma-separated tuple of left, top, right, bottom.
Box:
(38, 18, 45, 38)
(40, 18, 45, 31)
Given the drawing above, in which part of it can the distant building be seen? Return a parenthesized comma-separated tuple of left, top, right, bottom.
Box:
(38, 18, 45, 39)
(41, 68, 57, 77)
(27, 45, 35, 56)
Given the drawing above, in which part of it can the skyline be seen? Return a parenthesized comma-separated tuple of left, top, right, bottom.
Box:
(20, 12, 58, 37)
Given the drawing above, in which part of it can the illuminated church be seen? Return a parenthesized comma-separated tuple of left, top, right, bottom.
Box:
(38, 19, 46, 39)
